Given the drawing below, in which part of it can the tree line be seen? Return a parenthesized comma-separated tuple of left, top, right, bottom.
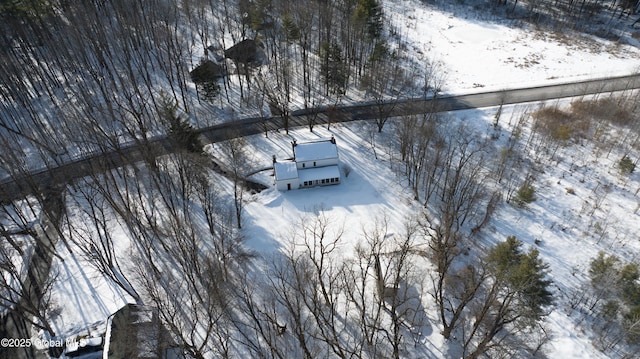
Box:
(0, 0, 434, 189)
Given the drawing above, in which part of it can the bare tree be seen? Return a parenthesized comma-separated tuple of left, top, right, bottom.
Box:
(98, 149, 253, 358)
(219, 134, 251, 229)
(135, 249, 233, 359)
(362, 49, 408, 133)
(64, 184, 141, 302)
(257, 211, 432, 359)
(0, 230, 58, 336)
(0, 193, 64, 346)
(257, 67, 292, 134)
(270, 211, 351, 358)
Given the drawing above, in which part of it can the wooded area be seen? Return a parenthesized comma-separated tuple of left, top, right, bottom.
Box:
(1, 0, 639, 358)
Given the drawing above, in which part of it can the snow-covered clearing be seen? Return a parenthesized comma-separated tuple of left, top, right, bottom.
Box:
(241, 123, 417, 255)
(385, 0, 640, 93)
(6, 0, 640, 358)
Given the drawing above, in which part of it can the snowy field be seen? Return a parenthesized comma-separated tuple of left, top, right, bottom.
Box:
(384, 0, 640, 93)
(31, 0, 640, 358)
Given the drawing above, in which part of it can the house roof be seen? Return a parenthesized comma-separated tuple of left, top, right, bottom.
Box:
(298, 165, 341, 183)
(294, 140, 338, 162)
(274, 162, 298, 181)
(190, 60, 226, 82)
(225, 39, 264, 64)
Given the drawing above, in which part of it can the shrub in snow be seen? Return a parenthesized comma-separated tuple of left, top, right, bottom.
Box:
(618, 156, 635, 175)
(514, 182, 536, 207)
(532, 106, 590, 142)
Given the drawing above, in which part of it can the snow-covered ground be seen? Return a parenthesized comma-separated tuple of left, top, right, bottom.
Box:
(43, 100, 639, 357)
(385, 0, 640, 93)
(239, 98, 639, 358)
(245, 128, 417, 251)
(451, 103, 640, 358)
(16, 0, 640, 358)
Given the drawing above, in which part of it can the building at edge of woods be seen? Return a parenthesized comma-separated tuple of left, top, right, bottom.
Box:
(48, 304, 182, 359)
(273, 136, 341, 191)
(102, 304, 182, 359)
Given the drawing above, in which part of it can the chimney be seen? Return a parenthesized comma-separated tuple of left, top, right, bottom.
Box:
(272, 154, 277, 164)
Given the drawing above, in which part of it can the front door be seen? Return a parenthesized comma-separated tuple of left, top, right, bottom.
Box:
(287, 183, 291, 190)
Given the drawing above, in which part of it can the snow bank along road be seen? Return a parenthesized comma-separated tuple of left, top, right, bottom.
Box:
(1, 74, 639, 204)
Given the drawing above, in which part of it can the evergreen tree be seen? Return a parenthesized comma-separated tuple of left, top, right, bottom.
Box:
(487, 236, 554, 321)
(590, 252, 640, 307)
(158, 92, 203, 153)
(619, 263, 640, 307)
(319, 41, 347, 95)
(589, 251, 620, 299)
(281, 12, 300, 42)
(353, 0, 383, 39)
(456, 236, 554, 358)
(618, 155, 635, 175)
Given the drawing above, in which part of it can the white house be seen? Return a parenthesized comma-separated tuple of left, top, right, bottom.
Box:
(273, 136, 341, 190)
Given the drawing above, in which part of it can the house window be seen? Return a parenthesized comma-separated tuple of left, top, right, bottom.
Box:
(302, 163, 306, 168)
(321, 179, 325, 184)
(335, 177, 339, 182)
(330, 178, 334, 183)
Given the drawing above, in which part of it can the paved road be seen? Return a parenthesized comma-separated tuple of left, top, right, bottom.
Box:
(1, 74, 639, 203)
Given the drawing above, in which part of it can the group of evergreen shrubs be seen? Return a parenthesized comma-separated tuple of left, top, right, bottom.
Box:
(514, 182, 536, 207)
(618, 156, 635, 175)
(589, 252, 640, 345)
